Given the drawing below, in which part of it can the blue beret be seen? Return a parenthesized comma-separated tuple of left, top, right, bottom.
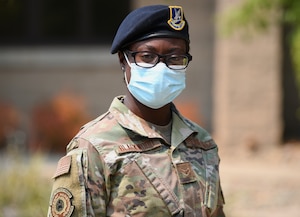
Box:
(111, 5, 190, 54)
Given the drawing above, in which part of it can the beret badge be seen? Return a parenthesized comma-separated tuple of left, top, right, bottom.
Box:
(167, 6, 186, 31)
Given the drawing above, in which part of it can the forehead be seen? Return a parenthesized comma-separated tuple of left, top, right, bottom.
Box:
(129, 38, 187, 52)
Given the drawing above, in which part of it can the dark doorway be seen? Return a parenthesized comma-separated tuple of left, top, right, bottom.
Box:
(282, 24, 300, 142)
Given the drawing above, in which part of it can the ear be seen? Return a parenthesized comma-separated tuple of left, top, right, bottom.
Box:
(118, 51, 126, 71)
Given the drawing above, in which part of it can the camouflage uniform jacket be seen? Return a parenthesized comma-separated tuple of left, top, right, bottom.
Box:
(48, 96, 225, 217)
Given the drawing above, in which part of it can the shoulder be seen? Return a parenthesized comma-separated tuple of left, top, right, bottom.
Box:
(180, 114, 213, 141)
(177, 115, 218, 151)
(172, 104, 212, 141)
(74, 110, 127, 143)
(65, 110, 131, 160)
(76, 111, 116, 137)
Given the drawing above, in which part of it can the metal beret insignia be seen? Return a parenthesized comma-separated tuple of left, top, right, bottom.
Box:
(50, 188, 74, 217)
(167, 6, 186, 30)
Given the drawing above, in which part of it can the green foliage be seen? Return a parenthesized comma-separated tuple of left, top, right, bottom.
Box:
(219, 0, 281, 37)
(219, 0, 300, 97)
(282, 1, 300, 94)
(292, 29, 300, 77)
(281, 0, 300, 24)
(0, 150, 52, 217)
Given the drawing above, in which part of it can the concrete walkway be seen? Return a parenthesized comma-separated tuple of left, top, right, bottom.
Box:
(220, 145, 300, 217)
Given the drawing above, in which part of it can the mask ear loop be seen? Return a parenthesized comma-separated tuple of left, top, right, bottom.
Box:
(123, 52, 131, 65)
(123, 52, 131, 86)
(124, 71, 130, 86)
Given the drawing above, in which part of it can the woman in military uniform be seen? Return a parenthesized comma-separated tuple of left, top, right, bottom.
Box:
(48, 5, 225, 217)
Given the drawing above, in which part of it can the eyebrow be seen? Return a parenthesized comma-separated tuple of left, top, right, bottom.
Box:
(137, 45, 186, 53)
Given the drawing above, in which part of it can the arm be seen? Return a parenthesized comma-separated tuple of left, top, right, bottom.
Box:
(47, 138, 108, 217)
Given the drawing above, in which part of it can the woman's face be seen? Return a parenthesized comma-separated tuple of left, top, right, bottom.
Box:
(121, 37, 188, 81)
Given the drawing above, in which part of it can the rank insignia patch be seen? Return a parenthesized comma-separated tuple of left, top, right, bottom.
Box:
(50, 188, 74, 217)
(167, 6, 186, 30)
(176, 162, 197, 184)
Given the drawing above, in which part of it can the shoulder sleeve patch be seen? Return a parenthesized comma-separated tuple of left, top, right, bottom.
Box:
(52, 155, 72, 179)
(49, 187, 74, 217)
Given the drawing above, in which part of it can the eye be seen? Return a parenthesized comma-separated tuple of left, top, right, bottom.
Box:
(168, 55, 186, 65)
(136, 52, 157, 63)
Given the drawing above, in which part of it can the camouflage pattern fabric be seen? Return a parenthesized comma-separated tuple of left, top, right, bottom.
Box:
(48, 96, 225, 217)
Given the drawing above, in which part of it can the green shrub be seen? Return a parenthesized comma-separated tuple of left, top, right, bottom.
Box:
(0, 151, 52, 217)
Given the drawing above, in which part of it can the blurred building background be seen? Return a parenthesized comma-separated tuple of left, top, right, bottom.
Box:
(1, 1, 300, 217)
(0, 0, 300, 154)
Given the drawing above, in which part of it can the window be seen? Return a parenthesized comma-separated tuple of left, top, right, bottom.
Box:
(0, 0, 130, 45)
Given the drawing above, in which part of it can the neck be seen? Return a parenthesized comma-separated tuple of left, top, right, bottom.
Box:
(124, 93, 172, 126)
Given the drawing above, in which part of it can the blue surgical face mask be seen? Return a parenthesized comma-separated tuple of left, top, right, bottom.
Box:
(124, 53, 186, 109)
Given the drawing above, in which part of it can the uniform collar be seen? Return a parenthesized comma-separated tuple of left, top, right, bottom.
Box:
(109, 96, 197, 147)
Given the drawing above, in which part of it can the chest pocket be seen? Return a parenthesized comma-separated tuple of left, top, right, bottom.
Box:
(114, 140, 182, 216)
(180, 138, 221, 216)
(175, 161, 204, 217)
(134, 155, 182, 216)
